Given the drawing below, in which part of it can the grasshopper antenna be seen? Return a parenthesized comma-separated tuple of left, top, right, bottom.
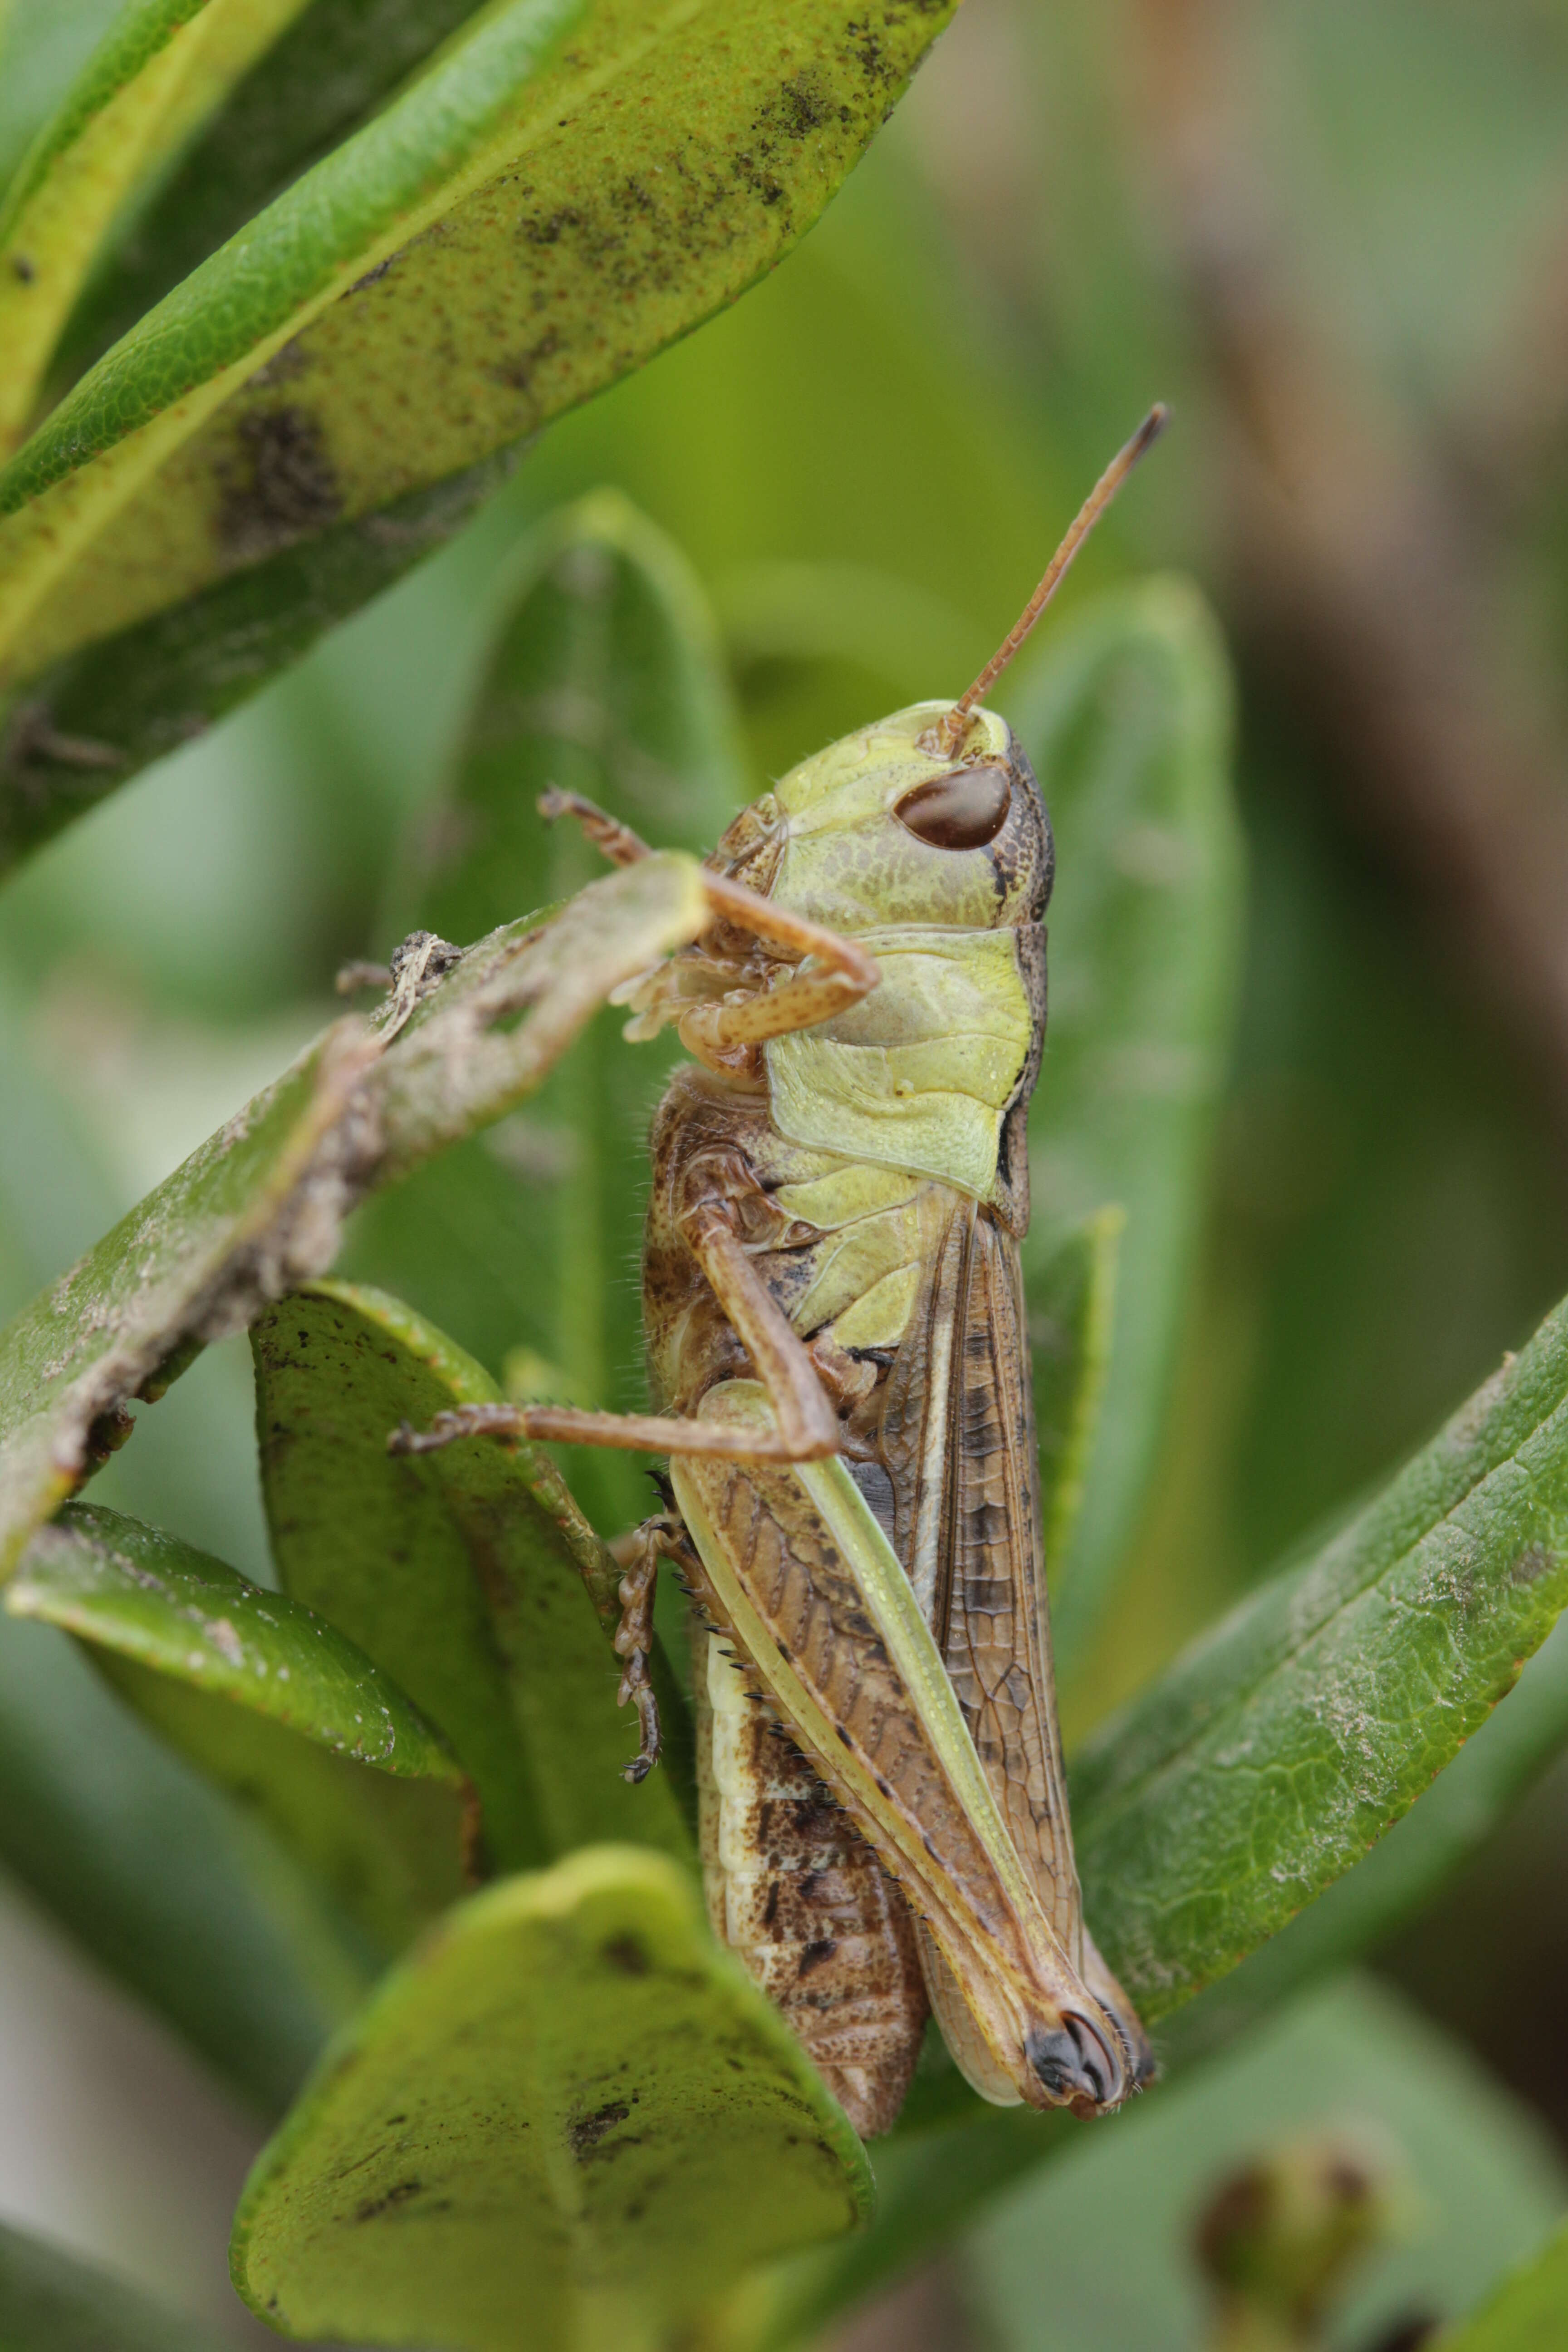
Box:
(930, 403, 1170, 756)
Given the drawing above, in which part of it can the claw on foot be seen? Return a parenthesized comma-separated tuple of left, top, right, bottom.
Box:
(613, 1525, 665, 1780)
(608, 1512, 696, 1784)
(618, 1666, 661, 1782)
(538, 790, 652, 869)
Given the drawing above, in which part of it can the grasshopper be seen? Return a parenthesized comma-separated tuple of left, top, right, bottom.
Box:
(397, 411, 1166, 2133)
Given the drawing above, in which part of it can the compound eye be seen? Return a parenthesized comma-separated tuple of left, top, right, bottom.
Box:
(894, 764, 1012, 850)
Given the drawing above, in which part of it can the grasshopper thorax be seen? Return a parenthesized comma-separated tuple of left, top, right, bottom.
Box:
(708, 701, 1053, 940)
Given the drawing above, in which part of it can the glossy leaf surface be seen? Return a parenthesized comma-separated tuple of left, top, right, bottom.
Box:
(231, 1846, 871, 2351)
(1014, 579, 1243, 1670)
(9, 1498, 466, 1951)
(11, 1497, 458, 1774)
(252, 1280, 692, 1865)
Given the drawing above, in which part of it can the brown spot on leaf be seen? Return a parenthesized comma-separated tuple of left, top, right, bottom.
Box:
(601, 1934, 651, 1975)
(494, 330, 561, 392)
(522, 207, 585, 247)
(771, 73, 834, 137)
(568, 2100, 631, 2156)
(355, 2178, 423, 2223)
(219, 407, 342, 560)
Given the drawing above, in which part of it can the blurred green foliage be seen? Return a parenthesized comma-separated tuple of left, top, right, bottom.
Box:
(5, 1, 1568, 2347)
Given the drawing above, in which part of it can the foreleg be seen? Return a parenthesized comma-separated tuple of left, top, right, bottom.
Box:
(539, 788, 879, 1068)
(390, 1205, 837, 1466)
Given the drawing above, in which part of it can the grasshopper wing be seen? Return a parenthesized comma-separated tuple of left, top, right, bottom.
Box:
(881, 1204, 1152, 2095)
(671, 1382, 1131, 2116)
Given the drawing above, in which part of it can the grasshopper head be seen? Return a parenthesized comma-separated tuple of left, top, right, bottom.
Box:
(727, 701, 1053, 937)
(710, 409, 1170, 941)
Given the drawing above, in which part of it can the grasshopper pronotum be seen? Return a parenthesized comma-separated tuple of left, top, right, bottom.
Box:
(398, 410, 1167, 2132)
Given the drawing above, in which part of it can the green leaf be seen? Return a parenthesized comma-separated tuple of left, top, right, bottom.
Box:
(0, 0, 315, 454)
(0, 1017, 372, 1577)
(877, 1630, 1568, 2192)
(1011, 578, 1243, 1671)
(1031, 1206, 1123, 1578)
(50, 0, 491, 390)
(0, 2215, 231, 2352)
(1165, 1613, 1568, 2067)
(0, 1606, 367, 2112)
(11, 1496, 460, 1772)
(231, 1845, 872, 2351)
(0, 445, 520, 866)
(0, 0, 960, 865)
(1071, 1296, 1568, 2022)
(252, 1279, 693, 1867)
(0, 851, 710, 1577)
(1438, 2220, 1568, 2351)
(0, 0, 581, 519)
(415, 489, 745, 943)
(354, 487, 745, 1537)
(9, 1497, 468, 1952)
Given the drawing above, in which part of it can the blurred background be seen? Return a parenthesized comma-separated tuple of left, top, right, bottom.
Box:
(5, 1, 1568, 2345)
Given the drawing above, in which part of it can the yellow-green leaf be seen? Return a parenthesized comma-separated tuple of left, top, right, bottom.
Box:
(0, 0, 959, 844)
(0, 0, 315, 454)
(49, 0, 494, 390)
(231, 1846, 872, 2351)
(251, 1280, 692, 1868)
